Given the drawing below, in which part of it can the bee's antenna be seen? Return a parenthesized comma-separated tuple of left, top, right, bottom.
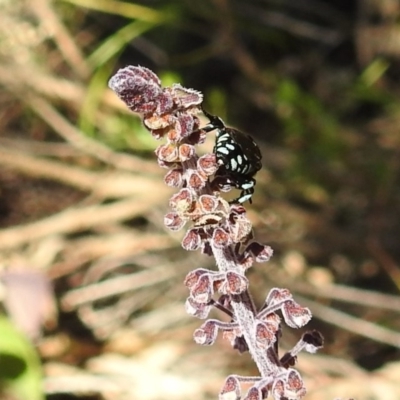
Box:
(201, 106, 225, 132)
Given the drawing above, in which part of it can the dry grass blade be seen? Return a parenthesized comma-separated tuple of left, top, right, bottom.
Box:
(28, 0, 90, 78)
(0, 146, 164, 198)
(61, 266, 175, 310)
(297, 295, 400, 348)
(60, 0, 166, 23)
(26, 94, 156, 172)
(291, 281, 400, 313)
(0, 196, 168, 250)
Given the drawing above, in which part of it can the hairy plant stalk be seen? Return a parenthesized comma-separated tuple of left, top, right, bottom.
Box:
(108, 65, 323, 400)
(211, 245, 272, 376)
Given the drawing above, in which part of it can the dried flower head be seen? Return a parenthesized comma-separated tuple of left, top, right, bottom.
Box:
(108, 65, 323, 400)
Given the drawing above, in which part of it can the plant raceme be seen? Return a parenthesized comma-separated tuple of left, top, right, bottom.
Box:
(108, 66, 323, 400)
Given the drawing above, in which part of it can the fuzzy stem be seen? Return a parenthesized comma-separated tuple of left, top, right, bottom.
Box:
(211, 245, 276, 377)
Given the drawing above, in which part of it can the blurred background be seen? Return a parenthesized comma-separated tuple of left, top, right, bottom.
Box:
(0, 0, 400, 399)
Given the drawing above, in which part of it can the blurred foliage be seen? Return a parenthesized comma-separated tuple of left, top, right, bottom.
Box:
(275, 78, 344, 182)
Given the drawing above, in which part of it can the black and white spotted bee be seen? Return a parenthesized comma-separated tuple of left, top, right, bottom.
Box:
(202, 109, 262, 204)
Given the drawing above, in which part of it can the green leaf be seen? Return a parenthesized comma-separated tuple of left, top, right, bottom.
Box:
(0, 316, 43, 400)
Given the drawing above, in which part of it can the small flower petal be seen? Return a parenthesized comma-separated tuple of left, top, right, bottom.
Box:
(187, 169, 207, 190)
(198, 195, 218, 213)
(219, 376, 241, 400)
(282, 300, 312, 328)
(266, 288, 292, 307)
(255, 321, 277, 349)
(185, 297, 211, 319)
(175, 114, 197, 140)
(171, 84, 203, 108)
(164, 212, 186, 231)
(182, 229, 202, 251)
(155, 92, 174, 115)
(283, 369, 307, 399)
(198, 154, 218, 176)
(164, 169, 183, 187)
(178, 143, 195, 161)
(184, 268, 209, 289)
(193, 320, 218, 345)
(191, 274, 214, 303)
(143, 114, 173, 130)
(229, 216, 252, 243)
(169, 188, 195, 213)
(246, 242, 274, 262)
(243, 387, 263, 400)
(155, 143, 179, 162)
(212, 227, 231, 248)
(108, 66, 162, 114)
(223, 271, 249, 295)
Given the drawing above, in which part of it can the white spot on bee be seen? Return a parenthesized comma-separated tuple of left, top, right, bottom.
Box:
(218, 133, 230, 141)
(230, 159, 238, 170)
(225, 143, 235, 150)
(241, 181, 254, 189)
(236, 155, 243, 165)
(217, 147, 230, 155)
(238, 194, 252, 203)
